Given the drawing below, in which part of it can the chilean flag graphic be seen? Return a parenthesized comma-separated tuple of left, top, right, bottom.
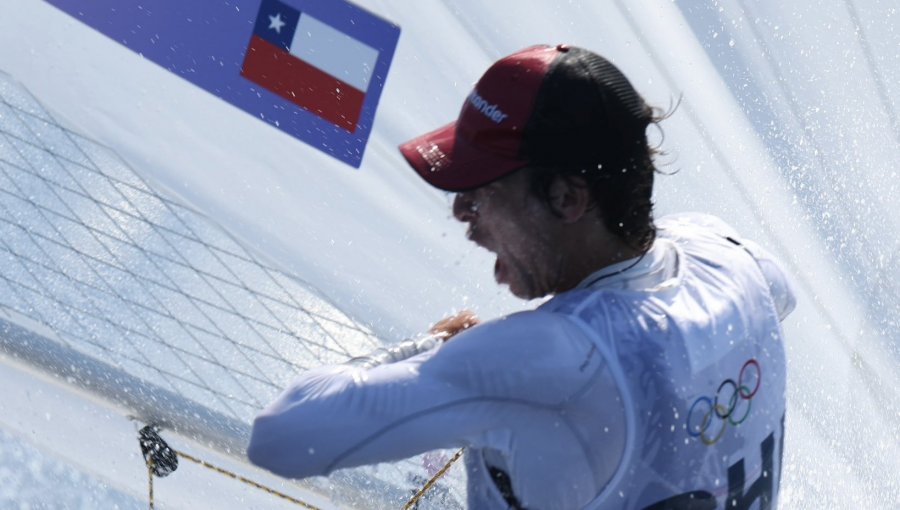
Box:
(242, 0, 379, 133)
(47, 0, 399, 167)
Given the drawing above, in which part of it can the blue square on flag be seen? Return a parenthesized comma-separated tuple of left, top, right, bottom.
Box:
(242, 0, 379, 133)
(45, 0, 401, 168)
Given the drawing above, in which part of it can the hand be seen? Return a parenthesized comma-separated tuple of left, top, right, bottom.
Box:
(428, 310, 480, 341)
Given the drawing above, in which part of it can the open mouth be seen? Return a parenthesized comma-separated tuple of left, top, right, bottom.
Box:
(494, 255, 507, 284)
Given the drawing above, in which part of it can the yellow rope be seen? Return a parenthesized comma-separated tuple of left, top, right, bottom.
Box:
(174, 449, 323, 510)
(147, 458, 154, 510)
(145, 444, 462, 509)
(402, 448, 465, 510)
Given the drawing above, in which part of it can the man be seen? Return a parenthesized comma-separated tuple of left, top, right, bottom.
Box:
(248, 44, 796, 509)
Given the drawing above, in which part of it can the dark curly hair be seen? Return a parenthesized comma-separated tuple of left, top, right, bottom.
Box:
(518, 46, 668, 252)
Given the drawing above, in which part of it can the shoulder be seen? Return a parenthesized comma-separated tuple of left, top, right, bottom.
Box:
(421, 310, 600, 401)
(656, 212, 740, 243)
(657, 212, 797, 320)
(437, 310, 592, 363)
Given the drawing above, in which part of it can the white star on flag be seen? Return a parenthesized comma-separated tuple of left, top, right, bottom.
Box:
(268, 13, 286, 33)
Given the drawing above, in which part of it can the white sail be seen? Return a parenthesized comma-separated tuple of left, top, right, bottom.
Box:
(0, 68, 462, 508)
(0, 0, 897, 508)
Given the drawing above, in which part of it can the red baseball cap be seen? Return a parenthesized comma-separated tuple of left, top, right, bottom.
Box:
(399, 44, 650, 191)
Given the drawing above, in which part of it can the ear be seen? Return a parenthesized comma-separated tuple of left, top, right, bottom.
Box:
(547, 176, 591, 223)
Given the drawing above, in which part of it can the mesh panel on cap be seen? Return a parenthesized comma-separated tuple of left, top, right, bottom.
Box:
(521, 47, 652, 166)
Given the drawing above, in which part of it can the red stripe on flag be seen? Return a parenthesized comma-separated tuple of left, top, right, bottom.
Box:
(241, 35, 365, 132)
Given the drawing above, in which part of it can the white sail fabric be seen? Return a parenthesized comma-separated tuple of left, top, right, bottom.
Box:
(0, 0, 897, 508)
(0, 71, 380, 422)
(0, 73, 465, 508)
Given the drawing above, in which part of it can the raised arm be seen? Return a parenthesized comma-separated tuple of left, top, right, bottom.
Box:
(246, 310, 588, 479)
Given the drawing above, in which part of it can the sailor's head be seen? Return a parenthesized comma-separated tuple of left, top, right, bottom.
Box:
(400, 44, 661, 299)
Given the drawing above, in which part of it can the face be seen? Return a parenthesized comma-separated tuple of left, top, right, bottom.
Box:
(452, 170, 565, 299)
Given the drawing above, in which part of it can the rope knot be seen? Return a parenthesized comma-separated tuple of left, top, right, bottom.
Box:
(139, 425, 179, 478)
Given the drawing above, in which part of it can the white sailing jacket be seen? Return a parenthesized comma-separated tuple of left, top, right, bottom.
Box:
(248, 213, 796, 509)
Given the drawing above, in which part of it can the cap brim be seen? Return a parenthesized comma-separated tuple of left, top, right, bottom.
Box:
(399, 122, 528, 192)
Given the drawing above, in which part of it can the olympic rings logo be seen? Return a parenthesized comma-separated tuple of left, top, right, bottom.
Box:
(686, 359, 761, 446)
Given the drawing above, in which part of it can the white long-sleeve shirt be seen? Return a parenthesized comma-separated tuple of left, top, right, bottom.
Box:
(248, 214, 795, 509)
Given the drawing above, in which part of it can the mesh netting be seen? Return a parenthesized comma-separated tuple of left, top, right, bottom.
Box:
(0, 71, 467, 508)
(0, 71, 380, 424)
